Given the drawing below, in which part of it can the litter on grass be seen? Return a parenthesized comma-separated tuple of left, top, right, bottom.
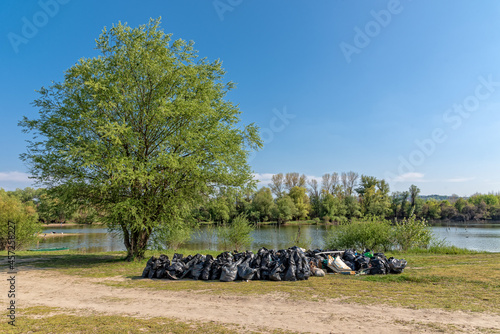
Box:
(141, 247, 407, 282)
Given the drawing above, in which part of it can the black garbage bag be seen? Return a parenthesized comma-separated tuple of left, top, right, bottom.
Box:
(155, 254, 170, 278)
(191, 255, 206, 280)
(166, 260, 186, 279)
(354, 255, 371, 271)
(142, 256, 156, 278)
(369, 256, 388, 275)
(284, 252, 297, 281)
(374, 253, 391, 273)
(293, 250, 310, 281)
(148, 256, 164, 279)
(210, 261, 222, 280)
(220, 258, 243, 282)
(172, 253, 183, 261)
(181, 254, 204, 279)
(250, 254, 261, 280)
(258, 250, 271, 280)
(201, 255, 214, 280)
(269, 262, 285, 281)
(343, 260, 356, 271)
(388, 257, 407, 274)
(342, 249, 357, 263)
(217, 251, 234, 264)
(237, 255, 257, 280)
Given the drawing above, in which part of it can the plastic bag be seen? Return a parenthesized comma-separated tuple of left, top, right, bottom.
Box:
(191, 255, 206, 280)
(237, 256, 257, 280)
(201, 255, 214, 280)
(369, 256, 387, 275)
(142, 256, 156, 278)
(220, 258, 242, 282)
(284, 253, 297, 281)
(388, 257, 407, 274)
(269, 262, 284, 281)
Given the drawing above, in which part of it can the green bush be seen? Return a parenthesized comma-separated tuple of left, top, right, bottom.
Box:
(325, 215, 441, 252)
(393, 214, 433, 250)
(0, 189, 41, 250)
(150, 222, 194, 251)
(325, 219, 393, 252)
(289, 226, 312, 249)
(218, 214, 254, 251)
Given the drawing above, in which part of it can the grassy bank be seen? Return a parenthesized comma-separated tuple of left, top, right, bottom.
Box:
(2, 247, 499, 314)
(0, 306, 291, 334)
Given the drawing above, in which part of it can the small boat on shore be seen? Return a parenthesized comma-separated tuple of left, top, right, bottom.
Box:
(28, 247, 70, 252)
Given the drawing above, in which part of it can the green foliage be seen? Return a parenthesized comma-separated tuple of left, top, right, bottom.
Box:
(20, 18, 261, 260)
(150, 221, 194, 251)
(469, 193, 499, 206)
(289, 225, 312, 249)
(207, 196, 231, 224)
(272, 196, 297, 224)
(0, 189, 42, 250)
(325, 219, 393, 252)
(251, 187, 275, 222)
(71, 205, 100, 224)
(288, 186, 310, 220)
(320, 192, 347, 223)
(393, 215, 433, 251)
(217, 214, 254, 251)
(326, 214, 437, 252)
(343, 195, 361, 219)
(356, 175, 391, 218)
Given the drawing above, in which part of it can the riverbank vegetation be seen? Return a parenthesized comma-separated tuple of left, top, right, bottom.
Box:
(2, 172, 499, 251)
(7, 173, 499, 228)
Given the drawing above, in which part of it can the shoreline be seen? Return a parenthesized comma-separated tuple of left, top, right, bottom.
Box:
(43, 222, 104, 227)
(37, 232, 81, 238)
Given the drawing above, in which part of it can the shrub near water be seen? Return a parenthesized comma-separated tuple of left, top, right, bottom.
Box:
(325, 216, 435, 252)
(218, 214, 254, 251)
(325, 219, 393, 252)
(0, 189, 41, 250)
(393, 214, 433, 251)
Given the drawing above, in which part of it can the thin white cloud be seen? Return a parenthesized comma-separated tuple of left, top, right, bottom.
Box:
(393, 172, 425, 183)
(0, 171, 32, 182)
(444, 177, 475, 183)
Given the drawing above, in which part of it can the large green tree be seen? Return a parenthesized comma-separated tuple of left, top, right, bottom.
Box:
(20, 18, 261, 260)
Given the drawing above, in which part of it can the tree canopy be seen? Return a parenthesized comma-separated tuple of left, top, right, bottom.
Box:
(19, 18, 261, 260)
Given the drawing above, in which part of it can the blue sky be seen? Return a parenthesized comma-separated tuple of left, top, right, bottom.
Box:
(2, 0, 500, 196)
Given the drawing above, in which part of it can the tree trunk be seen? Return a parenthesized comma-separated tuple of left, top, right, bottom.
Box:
(123, 225, 151, 261)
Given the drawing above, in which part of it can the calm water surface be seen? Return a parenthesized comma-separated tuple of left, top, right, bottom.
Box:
(39, 222, 500, 253)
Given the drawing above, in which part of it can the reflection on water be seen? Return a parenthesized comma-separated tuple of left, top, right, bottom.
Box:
(38, 225, 124, 252)
(40, 223, 500, 253)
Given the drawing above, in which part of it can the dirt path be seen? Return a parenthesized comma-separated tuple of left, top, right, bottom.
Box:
(6, 270, 500, 333)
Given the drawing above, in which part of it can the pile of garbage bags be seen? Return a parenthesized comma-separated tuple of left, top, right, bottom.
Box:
(141, 247, 407, 282)
(329, 249, 408, 275)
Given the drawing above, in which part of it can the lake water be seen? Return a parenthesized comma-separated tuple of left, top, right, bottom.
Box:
(37, 222, 500, 253)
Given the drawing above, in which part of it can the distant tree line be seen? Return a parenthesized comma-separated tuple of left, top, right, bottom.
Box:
(4, 173, 500, 226)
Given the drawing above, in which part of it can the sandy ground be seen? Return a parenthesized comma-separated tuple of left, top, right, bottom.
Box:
(5, 269, 500, 333)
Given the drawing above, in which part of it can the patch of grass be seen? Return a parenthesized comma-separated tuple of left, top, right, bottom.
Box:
(393, 319, 499, 334)
(2, 307, 292, 334)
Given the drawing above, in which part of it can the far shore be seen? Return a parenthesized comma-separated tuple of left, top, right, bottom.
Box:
(37, 232, 81, 238)
(43, 222, 104, 227)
